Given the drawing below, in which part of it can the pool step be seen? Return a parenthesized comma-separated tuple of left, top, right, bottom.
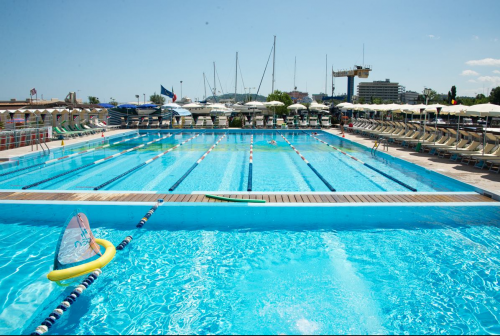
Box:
(0, 192, 495, 204)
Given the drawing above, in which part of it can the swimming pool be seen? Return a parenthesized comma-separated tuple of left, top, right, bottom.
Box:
(0, 130, 475, 193)
(2, 203, 500, 335)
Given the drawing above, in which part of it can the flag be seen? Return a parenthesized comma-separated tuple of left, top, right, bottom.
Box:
(161, 85, 174, 98)
(30, 88, 37, 96)
(451, 99, 457, 105)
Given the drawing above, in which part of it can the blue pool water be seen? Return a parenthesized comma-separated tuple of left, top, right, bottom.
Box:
(1, 204, 500, 335)
(0, 130, 474, 193)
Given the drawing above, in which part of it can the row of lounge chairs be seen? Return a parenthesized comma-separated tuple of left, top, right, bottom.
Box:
(244, 116, 332, 129)
(348, 118, 500, 173)
(53, 122, 108, 139)
(121, 116, 229, 129)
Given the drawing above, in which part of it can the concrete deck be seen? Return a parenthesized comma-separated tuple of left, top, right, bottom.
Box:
(326, 129, 500, 196)
(0, 129, 134, 161)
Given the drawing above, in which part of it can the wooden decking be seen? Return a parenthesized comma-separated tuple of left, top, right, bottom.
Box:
(0, 192, 495, 204)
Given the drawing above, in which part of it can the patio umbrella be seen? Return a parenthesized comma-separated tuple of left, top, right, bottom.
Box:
(442, 105, 468, 149)
(264, 101, 285, 128)
(465, 103, 500, 154)
(425, 104, 446, 144)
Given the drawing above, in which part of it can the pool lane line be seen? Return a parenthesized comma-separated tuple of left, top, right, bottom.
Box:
(22, 133, 172, 190)
(278, 131, 336, 192)
(93, 133, 201, 191)
(302, 131, 417, 192)
(31, 199, 165, 336)
(0, 133, 147, 178)
(247, 135, 253, 191)
(169, 133, 227, 192)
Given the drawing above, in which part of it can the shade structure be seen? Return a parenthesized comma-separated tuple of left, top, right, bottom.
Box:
(441, 104, 468, 115)
(309, 102, 329, 110)
(287, 103, 307, 110)
(336, 102, 354, 109)
(264, 101, 285, 107)
(465, 103, 500, 155)
(117, 104, 137, 109)
(424, 104, 446, 113)
(245, 101, 265, 108)
(98, 103, 115, 108)
(465, 103, 500, 117)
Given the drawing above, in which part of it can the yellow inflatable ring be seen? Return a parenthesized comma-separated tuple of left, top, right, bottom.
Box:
(47, 239, 116, 282)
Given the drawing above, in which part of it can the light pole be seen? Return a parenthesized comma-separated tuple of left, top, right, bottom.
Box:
(143, 94, 145, 104)
(135, 95, 139, 105)
(180, 81, 183, 100)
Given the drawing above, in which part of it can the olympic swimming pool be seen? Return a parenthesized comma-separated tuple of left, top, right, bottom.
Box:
(0, 130, 476, 193)
(1, 130, 499, 335)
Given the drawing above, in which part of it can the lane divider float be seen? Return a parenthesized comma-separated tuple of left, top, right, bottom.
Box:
(169, 133, 227, 191)
(247, 135, 253, 192)
(93, 133, 201, 191)
(278, 132, 336, 192)
(22, 134, 172, 190)
(303, 131, 417, 192)
(0, 133, 146, 178)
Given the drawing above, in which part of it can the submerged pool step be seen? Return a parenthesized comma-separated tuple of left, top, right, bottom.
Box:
(0, 192, 495, 204)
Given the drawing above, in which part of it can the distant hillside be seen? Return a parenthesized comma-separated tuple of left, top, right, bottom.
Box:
(211, 93, 267, 103)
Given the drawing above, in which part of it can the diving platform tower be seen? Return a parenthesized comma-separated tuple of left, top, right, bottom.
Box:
(333, 65, 372, 103)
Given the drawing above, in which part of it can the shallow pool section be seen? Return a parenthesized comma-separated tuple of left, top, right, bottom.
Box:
(0, 130, 475, 193)
(1, 203, 499, 335)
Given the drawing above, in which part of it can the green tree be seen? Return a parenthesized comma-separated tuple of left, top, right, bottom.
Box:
(149, 92, 165, 105)
(490, 86, 500, 105)
(358, 97, 366, 104)
(451, 86, 457, 101)
(88, 96, 100, 104)
(266, 90, 293, 115)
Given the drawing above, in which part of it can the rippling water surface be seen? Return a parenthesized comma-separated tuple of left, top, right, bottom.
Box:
(2, 216, 500, 335)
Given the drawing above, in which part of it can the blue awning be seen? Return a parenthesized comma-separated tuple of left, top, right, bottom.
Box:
(98, 103, 115, 108)
(138, 104, 158, 108)
(117, 104, 137, 108)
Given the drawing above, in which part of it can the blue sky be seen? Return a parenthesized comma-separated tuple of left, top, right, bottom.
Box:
(0, 0, 499, 103)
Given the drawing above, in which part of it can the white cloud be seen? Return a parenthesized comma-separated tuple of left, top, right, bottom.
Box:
(428, 34, 440, 39)
(473, 35, 480, 40)
(494, 70, 500, 75)
(468, 79, 477, 83)
(461, 70, 479, 76)
(477, 76, 500, 83)
(466, 58, 500, 66)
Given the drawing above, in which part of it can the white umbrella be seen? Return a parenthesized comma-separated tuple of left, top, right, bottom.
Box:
(162, 103, 181, 108)
(442, 105, 469, 149)
(264, 101, 285, 128)
(465, 103, 500, 154)
(287, 103, 307, 110)
(336, 102, 354, 109)
(309, 102, 328, 109)
(245, 101, 265, 108)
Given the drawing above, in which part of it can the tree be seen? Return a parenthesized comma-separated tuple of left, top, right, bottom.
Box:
(266, 90, 293, 115)
(451, 86, 457, 101)
(149, 92, 165, 105)
(490, 86, 500, 105)
(358, 97, 366, 104)
(88, 96, 100, 104)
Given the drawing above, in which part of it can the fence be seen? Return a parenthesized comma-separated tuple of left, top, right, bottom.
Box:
(0, 127, 51, 152)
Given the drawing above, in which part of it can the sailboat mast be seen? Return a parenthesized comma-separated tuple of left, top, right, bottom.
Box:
(213, 62, 216, 100)
(203, 73, 207, 100)
(325, 54, 327, 97)
(272, 35, 276, 94)
(294, 56, 296, 90)
(235, 52, 238, 103)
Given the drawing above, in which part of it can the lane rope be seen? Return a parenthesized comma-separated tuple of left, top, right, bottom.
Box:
(278, 131, 336, 192)
(247, 135, 253, 192)
(303, 131, 417, 192)
(169, 133, 227, 191)
(22, 134, 172, 190)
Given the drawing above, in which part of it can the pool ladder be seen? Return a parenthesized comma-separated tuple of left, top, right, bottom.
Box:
(372, 137, 389, 154)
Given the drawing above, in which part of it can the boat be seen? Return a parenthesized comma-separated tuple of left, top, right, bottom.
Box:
(110, 104, 160, 116)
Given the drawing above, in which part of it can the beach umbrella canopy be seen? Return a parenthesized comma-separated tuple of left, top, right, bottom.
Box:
(117, 104, 137, 109)
(441, 104, 468, 115)
(264, 101, 285, 107)
(465, 103, 500, 117)
(245, 101, 265, 108)
(336, 102, 354, 109)
(424, 104, 446, 113)
(309, 102, 328, 110)
(98, 103, 114, 108)
(287, 103, 307, 110)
